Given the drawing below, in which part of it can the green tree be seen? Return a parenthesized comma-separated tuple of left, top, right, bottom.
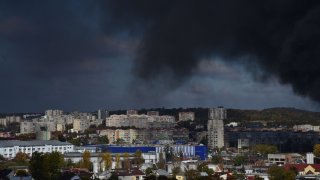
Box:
(65, 158, 74, 168)
(145, 167, 154, 176)
(102, 152, 112, 170)
(157, 151, 166, 169)
(252, 144, 278, 155)
(211, 154, 223, 164)
(254, 175, 264, 180)
(268, 165, 296, 180)
(185, 169, 200, 179)
(0, 154, 4, 161)
(97, 135, 109, 144)
(116, 138, 125, 144)
(172, 166, 180, 177)
(197, 163, 214, 176)
(134, 150, 144, 168)
(234, 155, 248, 166)
(47, 151, 65, 179)
(314, 144, 320, 157)
(15, 169, 28, 177)
(108, 172, 119, 180)
(29, 152, 50, 180)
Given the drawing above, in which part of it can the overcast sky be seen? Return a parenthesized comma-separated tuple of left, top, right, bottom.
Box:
(1, 1, 320, 113)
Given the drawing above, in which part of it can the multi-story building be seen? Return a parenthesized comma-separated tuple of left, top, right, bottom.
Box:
(179, 112, 195, 121)
(0, 116, 21, 127)
(45, 109, 63, 117)
(127, 109, 138, 115)
(293, 124, 320, 132)
(73, 119, 90, 132)
(20, 121, 36, 134)
(208, 106, 227, 120)
(97, 129, 140, 144)
(147, 111, 159, 116)
(0, 140, 74, 159)
(208, 107, 226, 149)
(106, 114, 175, 129)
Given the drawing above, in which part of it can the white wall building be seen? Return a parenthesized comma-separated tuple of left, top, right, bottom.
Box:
(0, 116, 21, 127)
(106, 114, 175, 129)
(208, 107, 226, 149)
(0, 140, 74, 159)
(208, 107, 227, 120)
(179, 112, 195, 121)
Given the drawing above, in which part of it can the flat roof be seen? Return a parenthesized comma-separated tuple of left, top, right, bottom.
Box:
(0, 140, 73, 147)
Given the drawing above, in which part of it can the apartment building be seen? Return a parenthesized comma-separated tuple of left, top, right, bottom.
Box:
(179, 112, 195, 121)
(208, 107, 226, 149)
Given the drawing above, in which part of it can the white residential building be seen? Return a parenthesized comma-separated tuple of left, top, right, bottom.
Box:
(73, 119, 90, 132)
(207, 107, 226, 149)
(106, 114, 175, 129)
(179, 112, 195, 121)
(208, 106, 227, 120)
(0, 140, 74, 159)
(0, 116, 21, 127)
(20, 121, 36, 134)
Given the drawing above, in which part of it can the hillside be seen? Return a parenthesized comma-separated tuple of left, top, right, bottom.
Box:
(227, 107, 320, 126)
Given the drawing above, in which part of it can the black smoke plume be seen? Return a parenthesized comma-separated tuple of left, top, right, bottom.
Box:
(100, 0, 320, 101)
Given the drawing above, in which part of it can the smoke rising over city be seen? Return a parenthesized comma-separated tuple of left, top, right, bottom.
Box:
(1, 0, 320, 112)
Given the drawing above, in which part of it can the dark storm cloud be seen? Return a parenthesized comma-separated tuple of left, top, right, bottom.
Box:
(99, 0, 320, 102)
(1, 0, 320, 112)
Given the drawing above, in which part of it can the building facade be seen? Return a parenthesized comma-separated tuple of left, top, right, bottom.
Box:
(207, 107, 226, 149)
(0, 140, 74, 159)
(178, 112, 195, 121)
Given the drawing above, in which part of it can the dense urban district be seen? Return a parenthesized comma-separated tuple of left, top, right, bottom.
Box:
(1, 107, 320, 180)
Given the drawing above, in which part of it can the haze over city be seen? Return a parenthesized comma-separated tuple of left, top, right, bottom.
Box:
(1, 0, 320, 112)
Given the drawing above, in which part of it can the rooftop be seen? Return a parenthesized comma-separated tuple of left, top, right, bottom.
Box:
(0, 140, 72, 147)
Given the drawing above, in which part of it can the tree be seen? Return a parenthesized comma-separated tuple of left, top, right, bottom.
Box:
(102, 152, 112, 170)
(211, 154, 223, 164)
(14, 152, 29, 162)
(0, 154, 4, 161)
(15, 169, 28, 177)
(314, 144, 320, 157)
(197, 163, 214, 176)
(65, 158, 74, 168)
(115, 153, 121, 169)
(172, 166, 180, 177)
(97, 135, 109, 144)
(145, 167, 154, 176)
(116, 138, 125, 144)
(82, 150, 92, 170)
(185, 169, 200, 180)
(29, 152, 50, 180)
(254, 175, 264, 180)
(108, 173, 119, 180)
(134, 150, 144, 168)
(252, 144, 277, 155)
(157, 151, 166, 169)
(123, 152, 130, 169)
(268, 165, 296, 180)
(47, 151, 65, 180)
(234, 155, 248, 166)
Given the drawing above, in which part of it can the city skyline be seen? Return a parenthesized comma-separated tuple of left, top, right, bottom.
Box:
(1, 1, 320, 112)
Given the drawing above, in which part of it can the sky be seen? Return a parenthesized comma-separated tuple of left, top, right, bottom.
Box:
(1, 0, 320, 113)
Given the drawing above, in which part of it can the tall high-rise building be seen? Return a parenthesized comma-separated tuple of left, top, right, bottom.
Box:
(97, 109, 102, 119)
(207, 107, 226, 149)
(208, 106, 227, 120)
